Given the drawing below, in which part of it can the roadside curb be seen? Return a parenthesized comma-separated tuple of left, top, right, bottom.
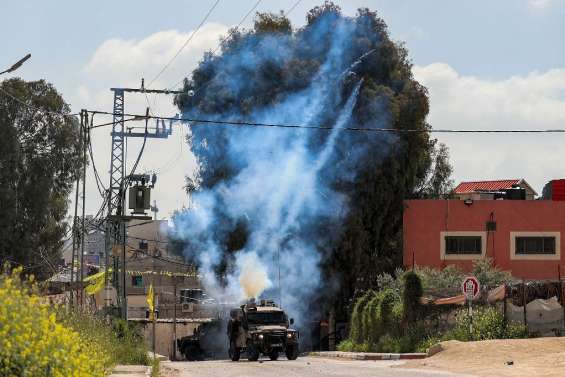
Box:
(309, 351, 427, 360)
(109, 365, 152, 377)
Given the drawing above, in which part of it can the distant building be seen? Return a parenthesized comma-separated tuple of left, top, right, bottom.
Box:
(61, 215, 105, 266)
(403, 179, 565, 280)
(453, 179, 537, 201)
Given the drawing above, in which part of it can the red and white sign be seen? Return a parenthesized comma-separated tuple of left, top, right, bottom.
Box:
(461, 276, 481, 300)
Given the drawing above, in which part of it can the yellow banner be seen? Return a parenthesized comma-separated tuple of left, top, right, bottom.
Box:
(147, 283, 154, 320)
(84, 270, 106, 295)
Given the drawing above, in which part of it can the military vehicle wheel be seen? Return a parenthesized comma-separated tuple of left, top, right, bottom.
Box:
(285, 345, 298, 360)
(228, 341, 240, 361)
(269, 350, 279, 361)
(183, 344, 199, 361)
(247, 344, 260, 361)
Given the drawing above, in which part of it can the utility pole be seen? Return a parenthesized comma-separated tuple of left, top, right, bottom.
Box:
(70, 165, 80, 308)
(70, 110, 88, 309)
(79, 110, 88, 308)
(151, 200, 159, 220)
(103, 81, 183, 319)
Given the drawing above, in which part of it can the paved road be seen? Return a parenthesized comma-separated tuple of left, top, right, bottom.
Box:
(161, 356, 469, 377)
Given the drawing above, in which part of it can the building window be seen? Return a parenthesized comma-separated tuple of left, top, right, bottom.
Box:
(511, 232, 560, 260)
(440, 231, 486, 260)
(445, 236, 482, 255)
(139, 240, 148, 251)
(132, 275, 143, 287)
(515, 237, 555, 255)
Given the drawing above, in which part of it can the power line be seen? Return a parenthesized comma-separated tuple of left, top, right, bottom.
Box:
(86, 109, 565, 134)
(285, 0, 304, 16)
(86, 113, 107, 198)
(0, 85, 79, 118)
(123, 108, 150, 190)
(169, 0, 263, 90)
(148, 0, 222, 88)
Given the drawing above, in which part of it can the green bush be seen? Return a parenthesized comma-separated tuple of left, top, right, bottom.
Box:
(349, 290, 374, 343)
(472, 259, 513, 287)
(336, 339, 372, 352)
(345, 262, 518, 355)
(59, 310, 150, 366)
(0, 269, 109, 376)
(402, 271, 423, 324)
(449, 306, 526, 342)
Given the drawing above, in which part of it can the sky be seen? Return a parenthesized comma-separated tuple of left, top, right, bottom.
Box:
(1, 0, 565, 218)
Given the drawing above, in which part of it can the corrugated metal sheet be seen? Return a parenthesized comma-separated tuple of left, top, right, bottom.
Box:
(454, 179, 521, 194)
(552, 179, 565, 201)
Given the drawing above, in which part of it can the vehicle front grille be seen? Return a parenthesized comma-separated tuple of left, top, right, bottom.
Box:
(265, 332, 285, 345)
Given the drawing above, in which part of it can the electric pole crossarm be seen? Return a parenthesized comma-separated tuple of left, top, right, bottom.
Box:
(110, 87, 184, 94)
(111, 132, 170, 139)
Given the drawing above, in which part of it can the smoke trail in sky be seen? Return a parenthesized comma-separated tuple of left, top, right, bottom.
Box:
(173, 11, 390, 327)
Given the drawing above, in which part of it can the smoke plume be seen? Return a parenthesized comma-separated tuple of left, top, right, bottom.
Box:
(173, 9, 392, 326)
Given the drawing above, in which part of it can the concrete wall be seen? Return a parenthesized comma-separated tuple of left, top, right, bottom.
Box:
(403, 199, 565, 279)
(135, 320, 213, 358)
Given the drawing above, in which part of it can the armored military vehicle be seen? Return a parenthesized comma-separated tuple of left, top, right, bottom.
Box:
(177, 319, 225, 361)
(227, 299, 299, 361)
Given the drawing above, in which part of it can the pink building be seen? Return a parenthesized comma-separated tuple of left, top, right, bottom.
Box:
(403, 198, 565, 280)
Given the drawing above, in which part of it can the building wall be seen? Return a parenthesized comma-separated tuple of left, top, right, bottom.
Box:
(135, 320, 205, 358)
(403, 199, 565, 280)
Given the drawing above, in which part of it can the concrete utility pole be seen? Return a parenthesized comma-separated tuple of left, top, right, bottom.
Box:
(70, 110, 88, 309)
(79, 110, 88, 308)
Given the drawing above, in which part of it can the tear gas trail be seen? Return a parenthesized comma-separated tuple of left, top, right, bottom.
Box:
(172, 11, 389, 326)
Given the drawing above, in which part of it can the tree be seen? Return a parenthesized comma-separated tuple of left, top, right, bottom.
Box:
(417, 141, 454, 199)
(173, 3, 452, 320)
(0, 78, 81, 279)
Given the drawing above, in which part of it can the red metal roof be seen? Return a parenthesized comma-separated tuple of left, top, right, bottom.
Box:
(454, 179, 522, 194)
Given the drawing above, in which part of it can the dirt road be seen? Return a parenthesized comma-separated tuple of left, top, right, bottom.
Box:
(404, 337, 565, 377)
(160, 356, 467, 377)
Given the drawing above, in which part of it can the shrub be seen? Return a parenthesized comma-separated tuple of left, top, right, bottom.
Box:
(402, 271, 423, 324)
(349, 290, 374, 343)
(0, 268, 109, 376)
(472, 259, 513, 286)
(363, 293, 381, 344)
(59, 310, 149, 366)
(449, 306, 526, 342)
(336, 339, 372, 352)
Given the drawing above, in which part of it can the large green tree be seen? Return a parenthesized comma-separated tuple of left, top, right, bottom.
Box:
(174, 3, 452, 320)
(0, 78, 81, 279)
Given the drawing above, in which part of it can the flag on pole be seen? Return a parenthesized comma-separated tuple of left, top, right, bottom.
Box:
(147, 283, 155, 320)
(84, 270, 106, 295)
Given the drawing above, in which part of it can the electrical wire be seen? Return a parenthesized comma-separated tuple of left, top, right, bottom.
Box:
(148, 117, 186, 175)
(86, 113, 107, 198)
(128, 244, 196, 268)
(285, 0, 304, 16)
(87, 110, 565, 134)
(148, 0, 221, 88)
(168, 0, 263, 90)
(0, 85, 79, 118)
(122, 110, 150, 194)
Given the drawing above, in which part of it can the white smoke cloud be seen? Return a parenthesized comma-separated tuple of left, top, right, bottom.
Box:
(413, 62, 565, 194)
